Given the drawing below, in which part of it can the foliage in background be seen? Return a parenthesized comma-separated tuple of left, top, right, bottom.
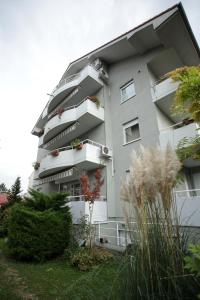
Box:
(185, 244, 200, 299)
(0, 177, 22, 237)
(0, 183, 7, 192)
(7, 190, 72, 261)
(7, 176, 22, 204)
(114, 145, 200, 300)
(0, 207, 11, 237)
(176, 135, 200, 162)
(167, 66, 200, 122)
(185, 243, 200, 276)
(24, 188, 68, 211)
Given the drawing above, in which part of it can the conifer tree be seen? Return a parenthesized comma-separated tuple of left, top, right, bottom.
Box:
(8, 177, 22, 203)
(0, 183, 7, 192)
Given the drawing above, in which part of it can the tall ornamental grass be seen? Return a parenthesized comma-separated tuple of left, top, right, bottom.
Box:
(112, 145, 200, 300)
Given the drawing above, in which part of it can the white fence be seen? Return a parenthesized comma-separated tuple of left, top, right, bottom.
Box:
(94, 191, 200, 249)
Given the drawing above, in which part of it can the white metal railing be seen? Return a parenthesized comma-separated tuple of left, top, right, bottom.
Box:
(66, 195, 106, 202)
(56, 73, 80, 90)
(49, 139, 102, 154)
(94, 220, 136, 247)
(48, 96, 101, 120)
(174, 188, 200, 197)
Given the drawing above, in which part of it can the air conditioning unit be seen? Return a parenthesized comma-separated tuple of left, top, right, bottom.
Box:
(101, 146, 112, 158)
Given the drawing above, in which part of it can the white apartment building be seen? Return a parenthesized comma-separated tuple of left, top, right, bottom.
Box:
(31, 3, 200, 235)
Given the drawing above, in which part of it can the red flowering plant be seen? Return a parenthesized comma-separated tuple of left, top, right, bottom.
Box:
(80, 169, 104, 248)
(80, 169, 104, 203)
(51, 149, 59, 157)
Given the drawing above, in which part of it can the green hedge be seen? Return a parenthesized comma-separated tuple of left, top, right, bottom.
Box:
(7, 204, 71, 261)
(0, 208, 10, 237)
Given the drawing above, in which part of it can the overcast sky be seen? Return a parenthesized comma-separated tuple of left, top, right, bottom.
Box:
(0, 0, 199, 192)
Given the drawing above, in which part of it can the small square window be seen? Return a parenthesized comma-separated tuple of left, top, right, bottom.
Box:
(120, 80, 136, 103)
(123, 119, 140, 144)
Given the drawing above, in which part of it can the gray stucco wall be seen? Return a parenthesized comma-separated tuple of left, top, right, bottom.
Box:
(107, 50, 162, 218)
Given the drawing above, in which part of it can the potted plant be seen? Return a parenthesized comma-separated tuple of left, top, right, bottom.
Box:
(70, 139, 83, 150)
(88, 96, 100, 108)
(57, 107, 65, 118)
(51, 149, 59, 157)
(32, 162, 40, 170)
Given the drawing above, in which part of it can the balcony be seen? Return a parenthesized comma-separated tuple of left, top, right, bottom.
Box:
(67, 195, 107, 224)
(42, 98, 104, 147)
(48, 65, 103, 113)
(174, 189, 200, 227)
(33, 167, 80, 187)
(152, 78, 180, 122)
(159, 122, 199, 148)
(66, 195, 107, 224)
(38, 140, 105, 178)
(159, 122, 200, 167)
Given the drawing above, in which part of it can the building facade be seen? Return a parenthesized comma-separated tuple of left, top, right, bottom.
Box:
(31, 4, 200, 227)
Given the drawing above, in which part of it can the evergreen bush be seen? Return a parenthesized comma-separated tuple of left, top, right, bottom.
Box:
(7, 201, 71, 261)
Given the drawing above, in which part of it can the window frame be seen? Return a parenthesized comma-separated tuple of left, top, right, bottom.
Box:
(123, 118, 141, 145)
(120, 79, 136, 104)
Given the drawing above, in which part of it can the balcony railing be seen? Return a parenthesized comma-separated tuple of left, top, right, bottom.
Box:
(66, 195, 107, 224)
(174, 188, 200, 197)
(38, 139, 105, 178)
(42, 98, 104, 146)
(174, 189, 200, 227)
(152, 77, 179, 101)
(159, 122, 199, 149)
(45, 139, 103, 158)
(56, 73, 80, 90)
(47, 65, 103, 113)
(66, 195, 106, 202)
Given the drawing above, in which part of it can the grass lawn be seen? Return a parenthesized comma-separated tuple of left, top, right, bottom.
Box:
(0, 238, 120, 300)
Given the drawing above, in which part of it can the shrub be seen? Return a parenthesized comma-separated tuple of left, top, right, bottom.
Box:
(0, 207, 11, 237)
(185, 243, 200, 276)
(71, 247, 113, 271)
(24, 189, 68, 212)
(7, 204, 71, 261)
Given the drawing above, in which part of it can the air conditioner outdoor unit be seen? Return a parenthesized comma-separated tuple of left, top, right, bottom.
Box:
(101, 146, 112, 158)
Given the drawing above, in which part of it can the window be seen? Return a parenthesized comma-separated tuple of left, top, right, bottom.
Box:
(60, 181, 81, 196)
(120, 80, 136, 103)
(123, 118, 140, 144)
